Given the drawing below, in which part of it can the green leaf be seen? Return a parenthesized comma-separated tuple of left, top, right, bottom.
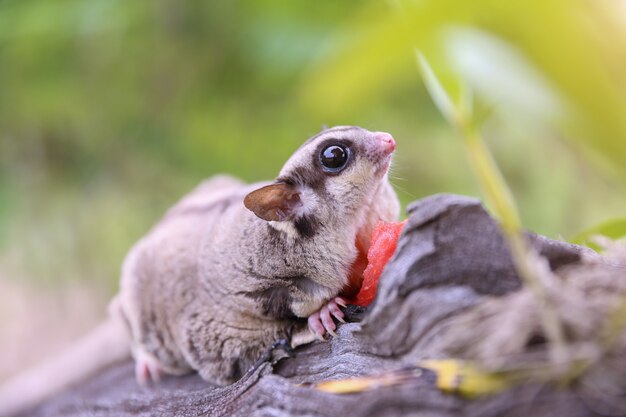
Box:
(416, 51, 458, 125)
(572, 218, 626, 250)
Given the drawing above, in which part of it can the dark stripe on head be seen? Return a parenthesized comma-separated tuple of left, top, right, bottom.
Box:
(278, 165, 326, 191)
(278, 137, 361, 194)
(280, 127, 368, 192)
(297, 126, 363, 150)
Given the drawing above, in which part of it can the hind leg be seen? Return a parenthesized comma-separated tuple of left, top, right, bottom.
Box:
(133, 347, 164, 386)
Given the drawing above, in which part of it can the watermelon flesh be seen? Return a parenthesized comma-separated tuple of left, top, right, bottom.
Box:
(346, 220, 407, 307)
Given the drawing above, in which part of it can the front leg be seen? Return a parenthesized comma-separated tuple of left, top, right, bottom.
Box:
(306, 297, 347, 340)
(286, 278, 348, 342)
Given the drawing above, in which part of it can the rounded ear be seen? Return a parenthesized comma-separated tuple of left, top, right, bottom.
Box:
(244, 183, 302, 222)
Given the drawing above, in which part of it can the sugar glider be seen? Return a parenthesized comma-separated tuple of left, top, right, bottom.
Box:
(0, 126, 399, 416)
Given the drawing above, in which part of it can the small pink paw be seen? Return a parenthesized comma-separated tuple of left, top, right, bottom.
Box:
(134, 350, 164, 386)
(307, 297, 347, 341)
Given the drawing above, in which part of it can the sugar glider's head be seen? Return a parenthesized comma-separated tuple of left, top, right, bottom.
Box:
(244, 126, 397, 238)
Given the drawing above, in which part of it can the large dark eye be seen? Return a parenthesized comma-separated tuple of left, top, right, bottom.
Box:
(320, 145, 349, 172)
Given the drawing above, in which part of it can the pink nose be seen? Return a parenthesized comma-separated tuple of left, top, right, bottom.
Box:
(374, 132, 396, 152)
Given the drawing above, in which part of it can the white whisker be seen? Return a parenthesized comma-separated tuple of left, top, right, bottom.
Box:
(389, 179, 417, 199)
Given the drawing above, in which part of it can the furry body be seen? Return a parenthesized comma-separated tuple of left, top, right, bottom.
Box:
(118, 126, 399, 384)
(0, 126, 399, 416)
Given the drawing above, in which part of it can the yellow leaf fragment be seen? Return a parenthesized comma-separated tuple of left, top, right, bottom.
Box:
(418, 359, 511, 398)
(314, 368, 422, 394)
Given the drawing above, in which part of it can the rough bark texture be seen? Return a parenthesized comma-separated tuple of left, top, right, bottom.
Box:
(24, 194, 608, 417)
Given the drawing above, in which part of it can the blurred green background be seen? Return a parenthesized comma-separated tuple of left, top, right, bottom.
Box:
(1, 1, 625, 375)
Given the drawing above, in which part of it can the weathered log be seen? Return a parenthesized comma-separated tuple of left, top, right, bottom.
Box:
(22, 194, 612, 417)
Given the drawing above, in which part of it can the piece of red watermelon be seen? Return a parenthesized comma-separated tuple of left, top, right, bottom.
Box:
(347, 219, 407, 307)
(342, 235, 369, 299)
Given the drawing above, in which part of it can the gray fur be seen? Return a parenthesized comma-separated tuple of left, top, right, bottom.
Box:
(117, 126, 400, 385)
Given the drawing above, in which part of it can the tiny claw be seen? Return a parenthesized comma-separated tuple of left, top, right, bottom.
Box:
(135, 362, 150, 387)
(320, 306, 337, 334)
(306, 297, 347, 340)
(334, 297, 347, 308)
(134, 349, 164, 386)
(148, 362, 163, 383)
(327, 301, 345, 320)
(333, 314, 346, 324)
(308, 312, 326, 341)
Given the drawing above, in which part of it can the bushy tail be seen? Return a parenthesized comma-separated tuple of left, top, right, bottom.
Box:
(0, 316, 130, 417)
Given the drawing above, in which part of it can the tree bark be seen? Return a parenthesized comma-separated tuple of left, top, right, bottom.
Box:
(23, 194, 608, 417)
